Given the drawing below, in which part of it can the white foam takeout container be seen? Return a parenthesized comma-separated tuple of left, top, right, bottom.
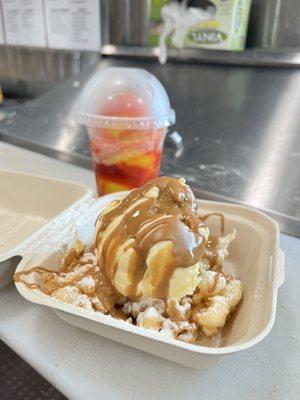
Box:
(13, 184, 285, 369)
(0, 169, 93, 289)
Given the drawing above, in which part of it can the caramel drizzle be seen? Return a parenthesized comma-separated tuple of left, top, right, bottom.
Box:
(14, 250, 125, 319)
(95, 177, 208, 300)
(208, 272, 221, 293)
(198, 212, 226, 269)
(167, 299, 187, 323)
(14, 267, 57, 291)
(14, 178, 227, 316)
(200, 213, 225, 236)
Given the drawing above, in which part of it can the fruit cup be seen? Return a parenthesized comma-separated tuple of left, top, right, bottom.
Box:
(75, 68, 175, 196)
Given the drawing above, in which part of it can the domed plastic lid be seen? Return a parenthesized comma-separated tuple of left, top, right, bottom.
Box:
(74, 67, 175, 130)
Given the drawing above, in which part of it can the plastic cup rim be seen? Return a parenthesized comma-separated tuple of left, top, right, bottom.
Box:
(74, 109, 176, 130)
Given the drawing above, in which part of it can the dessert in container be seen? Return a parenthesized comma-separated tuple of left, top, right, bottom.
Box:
(0, 169, 92, 289)
(74, 67, 176, 195)
(12, 182, 284, 369)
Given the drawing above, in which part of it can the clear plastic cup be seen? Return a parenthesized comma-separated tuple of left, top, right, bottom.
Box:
(75, 67, 175, 196)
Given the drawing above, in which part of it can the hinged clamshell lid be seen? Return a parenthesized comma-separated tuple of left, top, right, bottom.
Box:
(0, 169, 95, 289)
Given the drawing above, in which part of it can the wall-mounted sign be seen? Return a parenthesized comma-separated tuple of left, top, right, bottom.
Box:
(0, 2, 5, 44)
(1, 0, 46, 47)
(45, 0, 101, 51)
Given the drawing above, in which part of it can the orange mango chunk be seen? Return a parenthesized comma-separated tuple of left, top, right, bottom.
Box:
(125, 154, 155, 169)
(100, 179, 130, 194)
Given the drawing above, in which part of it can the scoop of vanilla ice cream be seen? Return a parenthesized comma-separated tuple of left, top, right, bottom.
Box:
(113, 240, 200, 300)
(95, 177, 209, 300)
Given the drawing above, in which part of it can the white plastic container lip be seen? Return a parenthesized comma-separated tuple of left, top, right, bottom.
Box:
(14, 191, 285, 369)
(0, 169, 93, 289)
(74, 67, 176, 130)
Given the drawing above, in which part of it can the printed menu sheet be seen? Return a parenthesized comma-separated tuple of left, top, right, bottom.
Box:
(45, 0, 101, 51)
(1, 0, 46, 47)
(0, 3, 4, 44)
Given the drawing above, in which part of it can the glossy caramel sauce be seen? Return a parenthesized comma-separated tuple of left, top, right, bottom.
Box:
(200, 213, 224, 236)
(198, 213, 225, 269)
(167, 299, 187, 323)
(95, 177, 209, 299)
(14, 266, 58, 291)
(14, 177, 226, 321)
(14, 246, 125, 319)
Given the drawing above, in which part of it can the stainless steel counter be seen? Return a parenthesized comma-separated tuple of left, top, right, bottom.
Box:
(0, 58, 299, 236)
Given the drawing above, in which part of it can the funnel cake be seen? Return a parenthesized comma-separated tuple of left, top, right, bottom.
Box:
(14, 177, 242, 345)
